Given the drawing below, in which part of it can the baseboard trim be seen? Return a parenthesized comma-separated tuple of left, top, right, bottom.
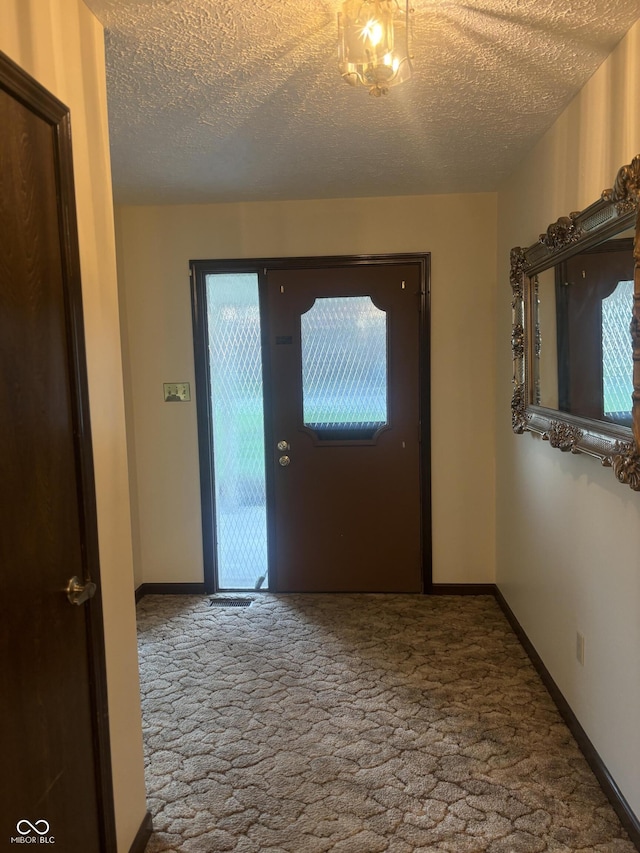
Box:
(494, 587, 640, 850)
(429, 583, 497, 595)
(128, 811, 153, 853)
(135, 582, 207, 602)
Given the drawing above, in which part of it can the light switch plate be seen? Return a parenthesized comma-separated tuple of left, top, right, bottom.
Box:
(163, 382, 191, 402)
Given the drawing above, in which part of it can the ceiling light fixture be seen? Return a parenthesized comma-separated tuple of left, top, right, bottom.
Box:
(338, 0, 413, 97)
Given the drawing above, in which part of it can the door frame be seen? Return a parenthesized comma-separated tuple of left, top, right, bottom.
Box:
(191, 253, 432, 594)
(1, 51, 116, 850)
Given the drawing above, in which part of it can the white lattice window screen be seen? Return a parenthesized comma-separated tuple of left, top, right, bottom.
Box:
(206, 273, 268, 591)
(301, 296, 387, 433)
(602, 280, 634, 420)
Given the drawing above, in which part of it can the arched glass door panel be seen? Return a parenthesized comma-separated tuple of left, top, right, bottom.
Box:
(301, 296, 387, 441)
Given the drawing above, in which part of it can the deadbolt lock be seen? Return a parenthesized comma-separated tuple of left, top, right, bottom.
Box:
(277, 440, 289, 452)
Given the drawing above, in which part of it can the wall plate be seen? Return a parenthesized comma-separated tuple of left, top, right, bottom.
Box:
(163, 382, 191, 402)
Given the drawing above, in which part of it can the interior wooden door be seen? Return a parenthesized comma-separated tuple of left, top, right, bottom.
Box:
(265, 261, 423, 592)
(0, 53, 114, 850)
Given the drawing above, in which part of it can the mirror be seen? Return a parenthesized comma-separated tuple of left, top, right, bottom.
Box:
(510, 155, 640, 490)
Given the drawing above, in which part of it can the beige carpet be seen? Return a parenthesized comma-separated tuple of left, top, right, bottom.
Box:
(136, 594, 635, 852)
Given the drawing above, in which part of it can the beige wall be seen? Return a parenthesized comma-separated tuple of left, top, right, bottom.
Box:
(0, 1, 147, 849)
(116, 193, 497, 588)
(496, 19, 640, 818)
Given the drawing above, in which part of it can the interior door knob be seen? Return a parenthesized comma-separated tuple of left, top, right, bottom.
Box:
(278, 455, 291, 467)
(66, 576, 97, 606)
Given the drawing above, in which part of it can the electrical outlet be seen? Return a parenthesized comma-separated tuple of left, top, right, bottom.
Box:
(576, 631, 585, 666)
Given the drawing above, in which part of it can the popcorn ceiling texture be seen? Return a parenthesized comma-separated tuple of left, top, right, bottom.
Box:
(86, 0, 640, 204)
(136, 593, 635, 852)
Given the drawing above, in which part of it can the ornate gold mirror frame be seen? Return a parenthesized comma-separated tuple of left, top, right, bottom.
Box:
(510, 154, 640, 490)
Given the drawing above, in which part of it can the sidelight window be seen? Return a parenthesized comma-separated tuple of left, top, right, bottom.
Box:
(206, 273, 268, 590)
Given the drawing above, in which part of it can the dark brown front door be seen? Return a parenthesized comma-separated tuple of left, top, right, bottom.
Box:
(0, 54, 114, 851)
(266, 262, 423, 592)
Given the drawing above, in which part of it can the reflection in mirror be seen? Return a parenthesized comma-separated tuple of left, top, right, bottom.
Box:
(535, 267, 559, 410)
(603, 278, 634, 425)
(542, 233, 635, 425)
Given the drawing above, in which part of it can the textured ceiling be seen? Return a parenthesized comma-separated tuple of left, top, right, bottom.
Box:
(84, 0, 640, 205)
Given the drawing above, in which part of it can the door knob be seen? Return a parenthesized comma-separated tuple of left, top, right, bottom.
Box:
(278, 455, 291, 467)
(277, 440, 289, 451)
(66, 576, 97, 606)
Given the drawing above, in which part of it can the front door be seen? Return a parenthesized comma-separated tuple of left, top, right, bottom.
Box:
(0, 53, 114, 850)
(265, 262, 423, 592)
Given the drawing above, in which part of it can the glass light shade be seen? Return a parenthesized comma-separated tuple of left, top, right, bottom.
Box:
(338, 0, 412, 96)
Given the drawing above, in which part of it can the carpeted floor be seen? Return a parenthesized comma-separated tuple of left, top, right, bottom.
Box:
(136, 594, 635, 852)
